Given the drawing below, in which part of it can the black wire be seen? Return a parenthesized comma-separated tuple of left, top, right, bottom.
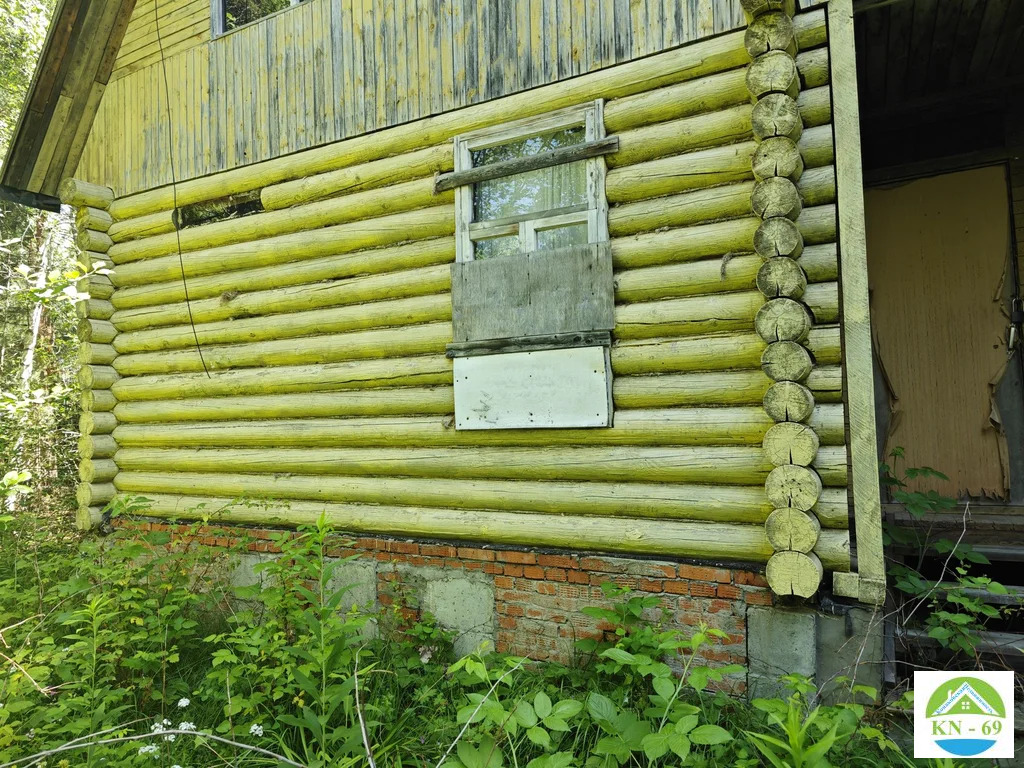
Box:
(153, 0, 211, 378)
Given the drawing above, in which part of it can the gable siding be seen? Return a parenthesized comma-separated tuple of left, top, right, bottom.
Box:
(76, 0, 750, 196)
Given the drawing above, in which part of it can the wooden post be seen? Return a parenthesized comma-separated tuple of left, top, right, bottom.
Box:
(68, 178, 118, 530)
(826, 0, 885, 605)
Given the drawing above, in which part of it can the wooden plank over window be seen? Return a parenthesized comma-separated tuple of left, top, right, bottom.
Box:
(449, 243, 614, 344)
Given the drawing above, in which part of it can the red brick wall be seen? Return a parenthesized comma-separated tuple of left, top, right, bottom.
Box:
(118, 519, 773, 689)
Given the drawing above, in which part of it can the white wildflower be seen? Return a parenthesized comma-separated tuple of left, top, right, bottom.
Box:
(138, 745, 159, 756)
(177, 697, 191, 708)
(178, 721, 196, 732)
(249, 723, 264, 737)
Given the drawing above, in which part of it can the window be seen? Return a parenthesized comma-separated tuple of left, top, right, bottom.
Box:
(440, 103, 618, 431)
(453, 103, 610, 262)
(214, 0, 306, 35)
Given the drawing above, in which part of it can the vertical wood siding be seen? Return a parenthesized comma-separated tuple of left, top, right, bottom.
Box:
(78, 0, 749, 196)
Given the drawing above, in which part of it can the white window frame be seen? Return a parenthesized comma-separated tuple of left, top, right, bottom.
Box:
(453, 101, 610, 263)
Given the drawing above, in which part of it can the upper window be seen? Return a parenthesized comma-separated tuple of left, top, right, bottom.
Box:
(215, 0, 307, 35)
(453, 103, 609, 262)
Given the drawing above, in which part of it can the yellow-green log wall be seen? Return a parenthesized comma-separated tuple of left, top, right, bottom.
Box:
(78, 10, 851, 571)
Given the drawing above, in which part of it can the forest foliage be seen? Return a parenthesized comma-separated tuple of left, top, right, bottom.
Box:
(0, 0, 81, 528)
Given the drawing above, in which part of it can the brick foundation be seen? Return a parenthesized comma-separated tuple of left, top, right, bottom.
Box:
(118, 519, 774, 691)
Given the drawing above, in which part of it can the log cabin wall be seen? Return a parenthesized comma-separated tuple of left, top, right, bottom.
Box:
(69, 6, 852, 588)
(76, 0, 762, 197)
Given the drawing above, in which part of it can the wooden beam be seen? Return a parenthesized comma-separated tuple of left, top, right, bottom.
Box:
(828, 0, 885, 605)
(434, 136, 619, 193)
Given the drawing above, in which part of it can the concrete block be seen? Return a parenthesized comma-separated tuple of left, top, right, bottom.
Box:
(747, 605, 816, 699)
(326, 556, 378, 613)
(816, 605, 884, 704)
(228, 552, 276, 590)
(421, 573, 496, 657)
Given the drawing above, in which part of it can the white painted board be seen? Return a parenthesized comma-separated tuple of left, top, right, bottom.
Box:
(454, 346, 611, 430)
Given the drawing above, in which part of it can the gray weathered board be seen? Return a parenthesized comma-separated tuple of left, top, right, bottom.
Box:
(453, 346, 612, 430)
(450, 243, 614, 343)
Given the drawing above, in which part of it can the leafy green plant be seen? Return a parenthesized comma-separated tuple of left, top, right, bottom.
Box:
(883, 448, 1020, 656)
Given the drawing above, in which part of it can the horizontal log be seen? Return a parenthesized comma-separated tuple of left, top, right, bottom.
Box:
(798, 86, 832, 128)
(112, 470, 819, 529)
(78, 319, 116, 343)
(793, 8, 826, 48)
(746, 50, 800, 100)
(765, 508, 821, 553)
(112, 405, 846, 448)
(798, 48, 830, 90)
(76, 506, 101, 530)
(78, 251, 113, 271)
(108, 31, 752, 219)
(112, 356, 454, 401)
(79, 275, 115, 300)
(615, 255, 759, 303)
(77, 229, 113, 253)
(111, 445, 848, 494)
(80, 411, 117, 435)
(110, 206, 454, 287)
(617, 287, 837, 340)
(115, 387, 455, 422)
(767, 550, 825, 596)
(611, 218, 759, 270)
(262, 144, 454, 210)
(78, 364, 119, 389)
(113, 264, 452, 332)
(110, 491, 848, 568)
(76, 207, 112, 232)
(78, 343, 117, 365)
(612, 325, 838, 376)
(799, 166, 836, 207)
(76, 482, 115, 506)
(113, 294, 451, 353)
(604, 68, 749, 134)
(609, 105, 751, 168)
(109, 364, 845, 420)
(76, 298, 114, 320)
(112, 322, 451, 375)
(59, 178, 113, 209)
(609, 59, 827, 169)
(607, 143, 754, 205)
(78, 434, 118, 459)
(81, 389, 117, 412)
(615, 291, 765, 340)
(110, 179, 451, 265)
(107, 210, 176, 242)
(613, 367, 843, 408)
(610, 202, 836, 270)
(108, 324, 843, 402)
(745, 11, 796, 58)
(80, 458, 118, 483)
(111, 238, 454, 311)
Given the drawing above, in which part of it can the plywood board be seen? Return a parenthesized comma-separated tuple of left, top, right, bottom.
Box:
(865, 165, 1011, 499)
(451, 243, 614, 343)
(454, 346, 611, 429)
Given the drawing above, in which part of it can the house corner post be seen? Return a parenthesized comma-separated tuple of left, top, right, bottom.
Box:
(742, 0, 824, 598)
(60, 178, 119, 530)
(825, 0, 885, 605)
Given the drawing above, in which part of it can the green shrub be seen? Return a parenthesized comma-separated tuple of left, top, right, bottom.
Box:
(0, 508, 938, 767)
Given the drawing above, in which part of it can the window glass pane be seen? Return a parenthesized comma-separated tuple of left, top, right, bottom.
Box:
(224, 0, 298, 30)
(474, 161, 587, 222)
(472, 127, 587, 222)
(473, 235, 521, 260)
(536, 222, 589, 251)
